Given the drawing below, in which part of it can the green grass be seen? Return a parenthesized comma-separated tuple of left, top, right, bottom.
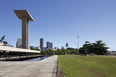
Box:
(58, 55, 116, 77)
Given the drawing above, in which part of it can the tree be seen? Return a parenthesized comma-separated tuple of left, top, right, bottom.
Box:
(92, 40, 109, 55)
(85, 41, 90, 44)
(80, 41, 91, 56)
(41, 50, 47, 55)
(61, 46, 64, 51)
(66, 43, 68, 48)
(79, 40, 109, 55)
(79, 47, 85, 55)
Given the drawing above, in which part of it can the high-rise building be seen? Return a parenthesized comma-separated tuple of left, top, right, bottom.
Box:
(16, 38, 22, 48)
(40, 38, 44, 50)
(46, 41, 53, 49)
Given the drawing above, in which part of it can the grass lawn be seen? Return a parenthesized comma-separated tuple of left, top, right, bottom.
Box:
(58, 55, 116, 77)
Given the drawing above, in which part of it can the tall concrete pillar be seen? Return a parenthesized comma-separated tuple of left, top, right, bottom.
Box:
(14, 10, 34, 49)
(22, 17, 28, 49)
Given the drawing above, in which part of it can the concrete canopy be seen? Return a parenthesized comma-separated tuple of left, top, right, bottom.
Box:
(0, 45, 40, 53)
(14, 10, 34, 21)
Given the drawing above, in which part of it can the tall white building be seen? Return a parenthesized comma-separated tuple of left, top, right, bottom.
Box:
(16, 38, 22, 48)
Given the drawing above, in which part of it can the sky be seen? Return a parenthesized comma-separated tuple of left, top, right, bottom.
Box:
(0, 0, 116, 50)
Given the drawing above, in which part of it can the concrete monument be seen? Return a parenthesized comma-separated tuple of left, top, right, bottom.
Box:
(14, 10, 34, 49)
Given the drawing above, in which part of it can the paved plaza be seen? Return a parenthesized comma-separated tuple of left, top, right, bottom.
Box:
(0, 55, 58, 77)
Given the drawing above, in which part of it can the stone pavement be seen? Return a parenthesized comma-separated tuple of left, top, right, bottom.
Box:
(0, 55, 58, 77)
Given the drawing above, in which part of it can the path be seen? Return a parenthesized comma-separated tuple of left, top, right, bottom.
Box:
(0, 55, 58, 77)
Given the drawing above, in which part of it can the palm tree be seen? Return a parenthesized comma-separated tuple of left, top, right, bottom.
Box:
(66, 43, 68, 48)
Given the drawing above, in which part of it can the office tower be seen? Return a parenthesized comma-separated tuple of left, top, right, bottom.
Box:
(40, 38, 44, 50)
(16, 38, 22, 48)
(46, 41, 53, 49)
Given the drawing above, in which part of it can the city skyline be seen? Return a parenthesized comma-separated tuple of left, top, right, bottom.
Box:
(0, 0, 116, 50)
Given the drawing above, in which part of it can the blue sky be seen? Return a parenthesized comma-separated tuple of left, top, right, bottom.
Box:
(0, 0, 116, 50)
